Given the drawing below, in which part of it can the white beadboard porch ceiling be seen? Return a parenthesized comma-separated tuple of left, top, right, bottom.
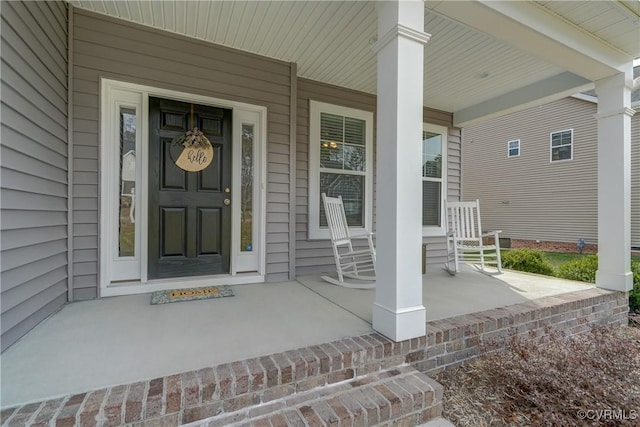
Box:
(69, 1, 639, 120)
(535, 0, 639, 57)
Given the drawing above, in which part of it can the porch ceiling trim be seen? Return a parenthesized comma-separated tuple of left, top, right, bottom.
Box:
(454, 71, 592, 127)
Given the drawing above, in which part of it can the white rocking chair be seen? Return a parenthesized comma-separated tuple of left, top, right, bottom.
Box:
(445, 199, 502, 274)
(321, 193, 376, 289)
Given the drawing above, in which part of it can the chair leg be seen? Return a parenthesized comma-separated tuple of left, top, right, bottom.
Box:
(333, 246, 344, 283)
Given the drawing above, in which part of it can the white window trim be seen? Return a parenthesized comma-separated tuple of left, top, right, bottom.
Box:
(422, 123, 448, 237)
(550, 128, 573, 162)
(308, 100, 374, 240)
(507, 139, 520, 158)
(100, 78, 267, 296)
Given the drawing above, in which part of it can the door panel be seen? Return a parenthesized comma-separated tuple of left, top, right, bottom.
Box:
(199, 145, 223, 191)
(198, 208, 221, 255)
(161, 207, 187, 257)
(149, 97, 232, 279)
(161, 138, 188, 190)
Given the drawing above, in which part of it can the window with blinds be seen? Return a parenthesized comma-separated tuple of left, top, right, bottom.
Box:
(422, 130, 443, 227)
(319, 112, 367, 227)
(309, 101, 373, 239)
(421, 123, 448, 236)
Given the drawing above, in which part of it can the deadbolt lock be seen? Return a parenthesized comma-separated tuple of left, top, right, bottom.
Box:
(224, 198, 231, 206)
(224, 187, 231, 193)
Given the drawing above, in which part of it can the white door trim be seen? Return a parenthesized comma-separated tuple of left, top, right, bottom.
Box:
(99, 78, 267, 296)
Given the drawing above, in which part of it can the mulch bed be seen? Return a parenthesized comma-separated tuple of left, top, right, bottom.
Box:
(435, 322, 640, 426)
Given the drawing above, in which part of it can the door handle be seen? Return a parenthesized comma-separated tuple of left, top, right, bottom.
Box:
(224, 198, 231, 206)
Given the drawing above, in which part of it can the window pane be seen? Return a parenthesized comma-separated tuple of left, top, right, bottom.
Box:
(241, 124, 254, 252)
(422, 131, 442, 178)
(422, 180, 441, 227)
(118, 107, 136, 257)
(320, 141, 344, 169)
(319, 173, 365, 227)
(320, 113, 344, 142)
(551, 130, 571, 147)
(343, 145, 366, 171)
(344, 117, 366, 146)
(508, 141, 519, 157)
(552, 145, 571, 161)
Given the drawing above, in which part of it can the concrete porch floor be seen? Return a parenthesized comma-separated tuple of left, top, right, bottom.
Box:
(0, 264, 593, 409)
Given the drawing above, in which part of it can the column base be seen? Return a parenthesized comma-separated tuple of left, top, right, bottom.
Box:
(595, 270, 633, 292)
(372, 302, 426, 342)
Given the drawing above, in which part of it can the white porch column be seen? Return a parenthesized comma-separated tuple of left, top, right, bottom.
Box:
(595, 67, 635, 292)
(371, 1, 430, 341)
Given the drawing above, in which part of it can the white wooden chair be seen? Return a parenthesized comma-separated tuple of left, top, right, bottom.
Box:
(445, 199, 502, 274)
(321, 193, 376, 289)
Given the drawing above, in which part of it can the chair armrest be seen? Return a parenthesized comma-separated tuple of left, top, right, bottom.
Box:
(481, 230, 502, 237)
(350, 231, 375, 239)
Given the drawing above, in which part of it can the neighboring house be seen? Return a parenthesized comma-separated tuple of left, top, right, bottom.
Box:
(1, 0, 636, 351)
(462, 77, 640, 252)
(120, 150, 135, 195)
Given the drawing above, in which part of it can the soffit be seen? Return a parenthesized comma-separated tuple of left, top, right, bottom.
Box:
(69, 1, 634, 115)
(535, 0, 639, 59)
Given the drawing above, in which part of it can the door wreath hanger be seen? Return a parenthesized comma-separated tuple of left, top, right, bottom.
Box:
(173, 104, 214, 172)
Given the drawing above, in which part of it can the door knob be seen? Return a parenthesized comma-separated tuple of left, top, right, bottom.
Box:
(224, 198, 231, 206)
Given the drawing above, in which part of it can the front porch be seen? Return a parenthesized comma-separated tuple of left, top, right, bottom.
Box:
(1, 265, 627, 424)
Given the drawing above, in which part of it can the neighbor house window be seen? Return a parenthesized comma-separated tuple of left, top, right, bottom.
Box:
(508, 139, 520, 157)
(550, 129, 573, 162)
(308, 101, 373, 239)
(422, 123, 448, 236)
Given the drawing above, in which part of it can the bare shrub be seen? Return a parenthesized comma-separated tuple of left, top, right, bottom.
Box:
(436, 325, 640, 426)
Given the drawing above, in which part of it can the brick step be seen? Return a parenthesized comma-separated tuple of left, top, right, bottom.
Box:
(181, 365, 443, 427)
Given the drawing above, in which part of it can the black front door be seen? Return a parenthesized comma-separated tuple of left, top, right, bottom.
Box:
(148, 97, 232, 279)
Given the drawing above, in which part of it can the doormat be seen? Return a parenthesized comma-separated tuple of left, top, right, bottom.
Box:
(150, 285, 234, 305)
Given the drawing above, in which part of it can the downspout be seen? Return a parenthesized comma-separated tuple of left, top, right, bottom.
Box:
(67, 4, 74, 301)
(288, 63, 297, 280)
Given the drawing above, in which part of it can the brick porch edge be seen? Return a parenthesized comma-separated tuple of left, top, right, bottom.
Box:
(1, 288, 628, 426)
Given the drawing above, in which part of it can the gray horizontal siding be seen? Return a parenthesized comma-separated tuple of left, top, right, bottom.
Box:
(295, 79, 377, 276)
(632, 114, 639, 248)
(462, 96, 640, 248)
(1, 1, 68, 352)
(426, 125, 462, 267)
(295, 78, 457, 275)
(72, 9, 292, 292)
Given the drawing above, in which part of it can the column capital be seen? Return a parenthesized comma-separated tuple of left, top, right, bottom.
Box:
(593, 107, 636, 121)
(371, 24, 431, 54)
